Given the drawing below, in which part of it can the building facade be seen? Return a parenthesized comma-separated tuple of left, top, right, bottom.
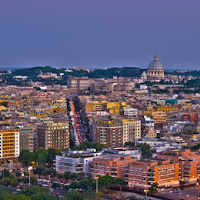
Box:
(95, 120, 123, 148)
(37, 122, 70, 150)
(122, 119, 141, 145)
(20, 127, 34, 152)
(0, 129, 20, 159)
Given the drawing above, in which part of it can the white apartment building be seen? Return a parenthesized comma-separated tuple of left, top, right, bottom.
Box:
(56, 149, 102, 175)
(122, 119, 141, 145)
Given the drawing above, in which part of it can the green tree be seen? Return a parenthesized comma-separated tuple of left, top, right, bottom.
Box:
(83, 190, 103, 200)
(114, 178, 127, 192)
(0, 169, 10, 178)
(15, 172, 21, 177)
(47, 148, 61, 167)
(64, 171, 71, 181)
(69, 173, 78, 180)
(137, 143, 152, 159)
(30, 177, 38, 185)
(33, 166, 45, 178)
(124, 142, 135, 147)
(36, 148, 48, 166)
(98, 175, 114, 191)
(64, 190, 83, 200)
(10, 178, 18, 187)
(77, 179, 95, 190)
(0, 177, 11, 186)
(19, 150, 31, 167)
(2, 194, 30, 200)
(68, 181, 78, 189)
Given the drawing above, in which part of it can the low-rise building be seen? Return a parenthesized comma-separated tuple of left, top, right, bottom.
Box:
(127, 159, 179, 188)
(56, 149, 102, 174)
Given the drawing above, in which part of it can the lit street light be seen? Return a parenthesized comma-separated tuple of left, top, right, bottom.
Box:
(144, 189, 149, 200)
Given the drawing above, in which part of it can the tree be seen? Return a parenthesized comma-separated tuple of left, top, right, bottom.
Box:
(124, 142, 135, 147)
(69, 173, 78, 180)
(64, 190, 83, 200)
(33, 166, 45, 178)
(64, 171, 71, 181)
(0, 177, 11, 186)
(137, 143, 152, 159)
(68, 181, 78, 189)
(77, 173, 85, 181)
(47, 148, 61, 167)
(30, 177, 38, 185)
(114, 178, 128, 192)
(150, 183, 159, 193)
(77, 179, 95, 190)
(84, 190, 103, 200)
(0, 169, 10, 178)
(15, 172, 21, 177)
(2, 194, 30, 200)
(98, 175, 114, 191)
(19, 150, 31, 167)
(10, 178, 18, 187)
(36, 148, 48, 166)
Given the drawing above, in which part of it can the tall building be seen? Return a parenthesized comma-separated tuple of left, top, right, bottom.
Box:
(95, 120, 123, 148)
(122, 119, 141, 145)
(20, 127, 34, 152)
(0, 128, 20, 159)
(37, 122, 70, 150)
(147, 55, 164, 80)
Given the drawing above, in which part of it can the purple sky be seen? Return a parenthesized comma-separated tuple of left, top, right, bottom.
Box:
(0, 0, 200, 69)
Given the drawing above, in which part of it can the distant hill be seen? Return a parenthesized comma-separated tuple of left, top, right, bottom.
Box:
(11, 66, 144, 79)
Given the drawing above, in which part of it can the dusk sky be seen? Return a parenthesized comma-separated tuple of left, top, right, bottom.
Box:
(0, 0, 200, 69)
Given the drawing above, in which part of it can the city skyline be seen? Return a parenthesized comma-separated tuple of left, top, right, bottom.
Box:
(0, 0, 200, 69)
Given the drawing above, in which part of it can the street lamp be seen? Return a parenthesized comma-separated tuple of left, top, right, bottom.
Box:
(28, 169, 31, 186)
(144, 189, 149, 200)
(95, 176, 99, 192)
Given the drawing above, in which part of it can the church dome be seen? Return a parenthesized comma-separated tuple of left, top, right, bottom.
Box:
(147, 55, 163, 70)
(147, 55, 164, 80)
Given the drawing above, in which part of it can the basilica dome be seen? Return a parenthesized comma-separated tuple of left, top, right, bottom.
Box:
(147, 55, 164, 80)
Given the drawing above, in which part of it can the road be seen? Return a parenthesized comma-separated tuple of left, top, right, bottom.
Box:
(158, 187, 200, 200)
(70, 99, 85, 146)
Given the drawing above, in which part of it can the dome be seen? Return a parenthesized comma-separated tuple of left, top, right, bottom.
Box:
(146, 55, 164, 80)
(147, 55, 163, 70)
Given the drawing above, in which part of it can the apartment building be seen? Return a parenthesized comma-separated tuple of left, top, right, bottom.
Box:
(127, 159, 179, 188)
(20, 127, 34, 152)
(0, 128, 20, 159)
(122, 119, 141, 145)
(152, 111, 166, 124)
(85, 101, 106, 113)
(56, 149, 102, 175)
(95, 120, 123, 148)
(157, 149, 200, 183)
(37, 122, 70, 150)
(92, 155, 136, 178)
